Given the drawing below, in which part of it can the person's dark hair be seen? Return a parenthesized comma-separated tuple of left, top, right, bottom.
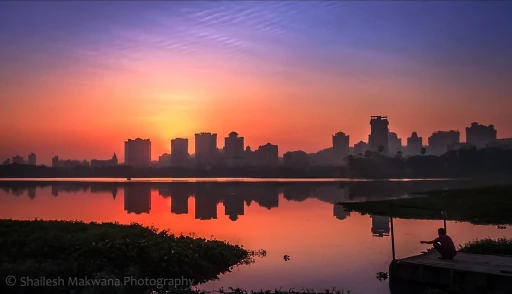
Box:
(438, 228, 446, 235)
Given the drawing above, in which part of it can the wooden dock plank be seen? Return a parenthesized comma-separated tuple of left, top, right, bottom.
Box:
(397, 252, 512, 276)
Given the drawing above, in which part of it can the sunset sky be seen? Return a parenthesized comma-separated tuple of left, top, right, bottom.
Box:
(1, 1, 511, 164)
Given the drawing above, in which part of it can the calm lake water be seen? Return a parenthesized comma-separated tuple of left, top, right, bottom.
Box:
(1, 178, 511, 294)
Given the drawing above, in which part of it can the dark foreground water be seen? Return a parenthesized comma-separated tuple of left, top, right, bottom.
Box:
(1, 178, 511, 294)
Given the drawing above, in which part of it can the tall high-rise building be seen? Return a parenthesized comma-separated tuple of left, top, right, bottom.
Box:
(195, 133, 218, 166)
(28, 153, 36, 166)
(124, 138, 151, 167)
(332, 132, 349, 163)
(388, 132, 402, 155)
(224, 132, 244, 166)
(170, 138, 189, 167)
(406, 132, 423, 155)
(428, 131, 460, 155)
(466, 122, 497, 149)
(255, 143, 279, 166)
(369, 116, 389, 153)
(52, 156, 59, 167)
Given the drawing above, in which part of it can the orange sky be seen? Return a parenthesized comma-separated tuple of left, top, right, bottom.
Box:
(1, 1, 512, 165)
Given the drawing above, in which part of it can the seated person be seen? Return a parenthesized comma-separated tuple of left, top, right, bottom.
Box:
(420, 228, 457, 260)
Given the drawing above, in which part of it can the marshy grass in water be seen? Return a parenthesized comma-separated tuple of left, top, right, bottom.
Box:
(341, 185, 512, 225)
(0, 219, 264, 293)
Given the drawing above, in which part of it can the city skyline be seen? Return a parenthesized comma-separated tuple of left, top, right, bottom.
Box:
(1, 1, 511, 165)
(2, 119, 504, 166)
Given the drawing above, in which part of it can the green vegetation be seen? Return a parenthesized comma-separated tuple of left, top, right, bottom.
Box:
(341, 185, 512, 225)
(0, 220, 263, 293)
(459, 238, 512, 256)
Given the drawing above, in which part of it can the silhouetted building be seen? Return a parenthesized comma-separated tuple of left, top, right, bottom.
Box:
(406, 132, 423, 155)
(124, 185, 151, 214)
(369, 116, 389, 153)
(224, 132, 244, 167)
(428, 131, 460, 156)
(12, 155, 24, 164)
(466, 122, 497, 149)
(124, 138, 151, 168)
(91, 153, 118, 167)
(158, 153, 171, 167)
(171, 138, 189, 167)
(255, 143, 278, 166)
(195, 133, 218, 166)
(371, 215, 390, 237)
(52, 156, 59, 168)
(2, 158, 11, 165)
(283, 151, 310, 169)
(28, 153, 36, 166)
(333, 204, 350, 220)
(354, 141, 368, 156)
(51, 156, 89, 168)
(332, 132, 349, 164)
(388, 132, 402, 155)
(309, 148, 335, 166)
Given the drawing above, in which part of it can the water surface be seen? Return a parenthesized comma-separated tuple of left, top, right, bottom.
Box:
(1, 178, 511, 294)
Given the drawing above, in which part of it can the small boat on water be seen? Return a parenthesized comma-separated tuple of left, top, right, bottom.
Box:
(127, 178, 131, 181)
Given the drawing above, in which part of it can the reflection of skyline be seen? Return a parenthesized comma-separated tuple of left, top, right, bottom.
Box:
(1, 178, 506, 227)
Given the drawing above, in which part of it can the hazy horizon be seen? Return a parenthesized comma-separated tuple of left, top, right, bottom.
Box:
(1, 1, 511, 164)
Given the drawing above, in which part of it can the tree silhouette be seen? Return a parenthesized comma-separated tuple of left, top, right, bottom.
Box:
(396, 150, 403, 159)
(420, 147, 427, 155)
(364, 150, 372, 158)
(378, 145, 384, 153)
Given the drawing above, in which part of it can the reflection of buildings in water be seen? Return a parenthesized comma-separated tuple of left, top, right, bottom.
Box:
(223, 193, 245, 221)
(1, 187, 9, 194)
(90, 184, 118, 200)
(371, 215, 390, 237)
(333, 204, 350, 220)
(158, 184, 192, 215)
(124, 185, 151, 214)
(11, 188, 23, 196)
(314, 185, 351, 204)
(252, 187, 279, 210)
(51, 185, 58, 197)
(194, 185, 218, 220)
(171, 186, 190, 215)
(283, 184, 310, 202)
(28, 187, 36, 199)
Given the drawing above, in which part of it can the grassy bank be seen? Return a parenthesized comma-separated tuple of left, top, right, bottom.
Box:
(341, 185, 512, 225)
(459, 238, 512, 256)
(0, 220, 260, 292)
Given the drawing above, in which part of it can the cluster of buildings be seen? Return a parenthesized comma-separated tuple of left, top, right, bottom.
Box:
(2, 153, 37, 166)
(3, 117, 510, 169)
(125, 133, 279, 168)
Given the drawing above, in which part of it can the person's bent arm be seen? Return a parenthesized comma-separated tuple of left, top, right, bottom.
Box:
(420, 239, 436, 244)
